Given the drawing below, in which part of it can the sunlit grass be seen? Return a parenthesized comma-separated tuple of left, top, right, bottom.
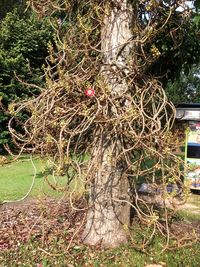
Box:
(177, 192, 200, 222)
(0, 155, 78, 202)
(1, 230, 200, 267)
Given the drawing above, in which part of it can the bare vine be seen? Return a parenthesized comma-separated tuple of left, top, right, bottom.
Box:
(7, 0, 195, 250)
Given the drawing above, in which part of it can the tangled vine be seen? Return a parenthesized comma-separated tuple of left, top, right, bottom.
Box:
(7, 0, 195, 249)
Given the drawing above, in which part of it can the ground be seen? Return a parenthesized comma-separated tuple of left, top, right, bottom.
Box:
(0, 198, 85, 251)
(177, 192, 200, 221)
(0, 194, 200, 267)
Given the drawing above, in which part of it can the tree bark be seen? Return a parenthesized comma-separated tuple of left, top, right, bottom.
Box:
(82, 0, 133, 248)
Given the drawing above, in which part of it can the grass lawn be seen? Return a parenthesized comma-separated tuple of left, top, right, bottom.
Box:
(1, 213, 200, 267)
(177, 193, 200, 221)
(1, 239, 200, 267)
(0, 155, 72, 202)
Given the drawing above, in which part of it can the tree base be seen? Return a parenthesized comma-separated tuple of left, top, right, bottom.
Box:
(82, 205, 129, 248)
(82, 226, 128, 248)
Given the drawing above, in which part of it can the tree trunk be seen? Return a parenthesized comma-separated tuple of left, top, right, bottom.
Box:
(82, 0, 133, 248)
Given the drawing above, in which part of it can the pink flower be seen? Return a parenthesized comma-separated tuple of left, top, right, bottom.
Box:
(84, 88, 95, 97)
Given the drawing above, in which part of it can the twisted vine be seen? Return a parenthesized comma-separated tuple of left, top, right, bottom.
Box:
(7, 0, 194, 249)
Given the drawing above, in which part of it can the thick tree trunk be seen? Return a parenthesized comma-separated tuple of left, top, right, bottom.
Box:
(82, 136, 130, 247)
(82, 0, 133, 248)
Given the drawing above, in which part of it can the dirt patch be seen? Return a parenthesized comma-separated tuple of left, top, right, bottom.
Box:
(0, 197, 199, 253)
(177, 193, 200, 215)
(0, 198, 86, 251)
(179, 203, 200, 214)
(170, 220, 200, 240)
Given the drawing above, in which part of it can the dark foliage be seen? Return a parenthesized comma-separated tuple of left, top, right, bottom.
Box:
(0, 9, 53, 151)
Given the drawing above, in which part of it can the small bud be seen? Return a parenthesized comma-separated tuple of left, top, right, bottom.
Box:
(84, 88, 95, 97)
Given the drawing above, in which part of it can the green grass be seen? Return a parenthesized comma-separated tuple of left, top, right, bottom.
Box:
(177, 193, 200, 222)
(0, 155, 78, 202)
(1, 231, 200, 267)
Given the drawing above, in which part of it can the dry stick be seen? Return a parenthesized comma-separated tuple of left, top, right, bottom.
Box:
(38, 212, 87, 257)
(27, 211, 45, 242)
(66, 212, 87, 251)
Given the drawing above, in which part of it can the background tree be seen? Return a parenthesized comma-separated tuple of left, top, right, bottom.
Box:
(0, 9, 53, 151)
(0, 0, 26, 20)
(147, 1, 200, 83)
(160, 0, 200, 103)
(166, 65, 200, 103)
(9, 0, 199, 248)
